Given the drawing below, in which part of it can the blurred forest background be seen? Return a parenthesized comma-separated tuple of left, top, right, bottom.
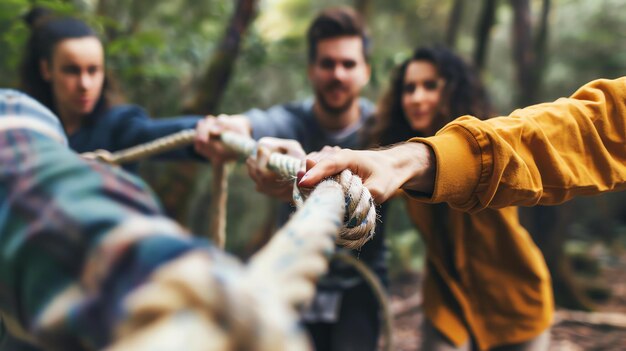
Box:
(1, 0, 626, 316)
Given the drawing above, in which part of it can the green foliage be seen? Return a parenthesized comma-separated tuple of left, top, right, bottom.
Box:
(3, 0, 625, 113)
(0, 0, 74, 87)
(541, 0, 626, 100)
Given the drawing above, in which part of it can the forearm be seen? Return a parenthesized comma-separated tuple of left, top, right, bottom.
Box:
(384, 142, 436, 196)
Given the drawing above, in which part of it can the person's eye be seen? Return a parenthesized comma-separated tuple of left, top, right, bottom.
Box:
(403, 83, 416, 94)
(423, 80, 440, 91)
(319, 59, 334, 69)
(343, 60, 356, 69)
(87, 66, 100, 75)
(62, 66, 80, 75)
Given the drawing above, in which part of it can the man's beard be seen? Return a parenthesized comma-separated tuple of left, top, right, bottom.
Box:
(314, 81, 356, 115)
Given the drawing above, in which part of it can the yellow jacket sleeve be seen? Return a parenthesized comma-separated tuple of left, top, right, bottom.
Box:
(410, 77, 626, 212)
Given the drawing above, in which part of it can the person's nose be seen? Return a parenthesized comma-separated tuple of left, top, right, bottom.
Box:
(78, 72, 93, 90)
(409, 86, 427, 104)
(332, 65, 347, 81)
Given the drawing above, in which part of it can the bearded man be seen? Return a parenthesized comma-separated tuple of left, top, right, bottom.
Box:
(195, 7, 385, 351)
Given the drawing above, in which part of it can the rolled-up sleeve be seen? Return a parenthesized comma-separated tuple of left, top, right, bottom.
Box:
(407, 77, 626, 212)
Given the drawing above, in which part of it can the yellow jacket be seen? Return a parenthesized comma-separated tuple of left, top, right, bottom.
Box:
(412, 77, 626, 212)
(406, 77, 626, 349)
(403, 198, 552, 350)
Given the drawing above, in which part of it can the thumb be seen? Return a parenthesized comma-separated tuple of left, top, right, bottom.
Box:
(256, 146, 271, 171)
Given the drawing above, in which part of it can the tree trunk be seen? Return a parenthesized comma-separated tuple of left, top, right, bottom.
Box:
(473, 0, 498, 72)
(188, 0, 258, 115)
(532, 0, 551, 101)
(446, 0, 465, 49)
(510, 0, 535, 107)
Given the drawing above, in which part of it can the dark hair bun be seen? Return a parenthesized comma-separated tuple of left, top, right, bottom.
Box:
(23, 7, 54, 29)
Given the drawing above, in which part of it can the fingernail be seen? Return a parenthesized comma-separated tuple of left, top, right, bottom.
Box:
(296, 170, 305, 183)
(298, 172, 309, 186)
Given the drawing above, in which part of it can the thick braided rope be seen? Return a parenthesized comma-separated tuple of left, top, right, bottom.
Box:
(108, 251, 311, 351)
(109, 180, 348, 351)
(292, 170, 376, 249)
(80, 130, 376, 249)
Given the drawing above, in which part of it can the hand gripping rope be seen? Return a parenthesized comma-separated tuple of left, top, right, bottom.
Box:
(82, 128, 393, 351)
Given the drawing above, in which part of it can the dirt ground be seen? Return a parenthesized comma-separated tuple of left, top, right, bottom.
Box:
(387, 254, 626, 351)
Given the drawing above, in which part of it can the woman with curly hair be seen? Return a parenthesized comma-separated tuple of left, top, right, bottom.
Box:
(369, 46, 552, 351)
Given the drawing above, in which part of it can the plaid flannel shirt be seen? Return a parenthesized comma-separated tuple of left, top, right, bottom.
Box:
(0, 90, 213, 350)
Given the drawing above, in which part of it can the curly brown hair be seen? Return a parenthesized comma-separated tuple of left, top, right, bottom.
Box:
(368, 46, 492, 147)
